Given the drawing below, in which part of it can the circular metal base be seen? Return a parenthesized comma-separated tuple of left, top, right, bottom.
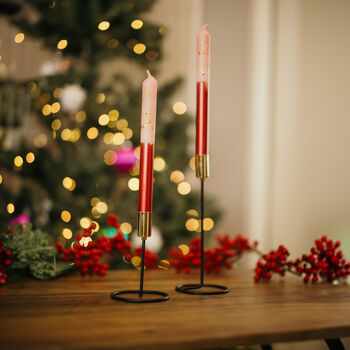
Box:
(175, 283, 229, 295)
(110, 290, 169, 303)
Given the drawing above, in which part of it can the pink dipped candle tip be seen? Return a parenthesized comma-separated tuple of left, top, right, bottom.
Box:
(140, 70, 158, 144)
(197, 24, 210, 83)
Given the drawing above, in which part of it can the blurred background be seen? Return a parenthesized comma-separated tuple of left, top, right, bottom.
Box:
(1, 0, 350, 348)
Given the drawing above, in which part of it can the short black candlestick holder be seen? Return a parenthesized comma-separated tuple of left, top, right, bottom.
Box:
(111, 218, 169, 303)
(176, 157, 229, 295)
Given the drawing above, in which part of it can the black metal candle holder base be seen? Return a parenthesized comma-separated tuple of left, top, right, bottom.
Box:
(175, 283, 228, 295)
(111, 240, 170, 304)
(175, 179, 230, 297)
(111, 290, 169, 303)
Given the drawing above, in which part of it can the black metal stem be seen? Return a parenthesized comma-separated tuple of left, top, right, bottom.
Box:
(325, 339, 346, 350)
(200, 179, 204, 286)
(139, 239, 146, 298)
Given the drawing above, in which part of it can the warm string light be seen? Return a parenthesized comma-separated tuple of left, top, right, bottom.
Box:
(96, 93, 105, 104)
(14, 33, 25, 44)
(177, 181, 191, 195)
(14, 156, 23, 167)
(98, 21, 110, 31)
(128, 177, 139, 191)
(173, 101, 187, 115)
(7, 203, 15, 214)
(62, 177, 76, 191)
(131, 19, 143, 29)
(120, 222, 132, 234)
(133, 43, 146, 54)
(61, 210, 71, 222)
(57, 39, 68, 50)
(62, 228, 72, 239)
(26, 152, 35, 163)
(87, 127, 98, 139)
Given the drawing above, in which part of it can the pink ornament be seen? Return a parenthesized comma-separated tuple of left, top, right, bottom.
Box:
(9, 214, 30, 226)
(114, 147, 138, 173)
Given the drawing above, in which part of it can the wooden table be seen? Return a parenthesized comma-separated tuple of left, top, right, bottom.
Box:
(1, 269, 350, 349)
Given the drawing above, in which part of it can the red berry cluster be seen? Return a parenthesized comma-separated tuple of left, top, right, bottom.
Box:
(56, 214, 159, 276)
(254, 245, 290, 281)
(135, 247, 159, 269)
(169, 235, 254, 274)
(0, 237, 11, 284)
(292, 235, 350, 283)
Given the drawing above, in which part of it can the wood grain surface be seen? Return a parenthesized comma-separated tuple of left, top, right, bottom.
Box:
(1, 269, 350, 349)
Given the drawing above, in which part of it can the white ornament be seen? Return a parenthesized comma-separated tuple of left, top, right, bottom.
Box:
(59, 84, 86, 113)
(40, 59, 64, 76)
(130, 226, 163, 253)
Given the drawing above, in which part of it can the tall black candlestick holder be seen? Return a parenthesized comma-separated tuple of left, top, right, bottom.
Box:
(176, 155, 229, 295)
(111, 214, 169, 303)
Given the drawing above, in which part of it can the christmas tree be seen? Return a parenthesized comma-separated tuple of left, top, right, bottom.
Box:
(0, 0, 220, 256)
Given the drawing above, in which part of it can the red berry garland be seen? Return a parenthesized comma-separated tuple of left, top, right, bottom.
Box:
(292, 235, 350, 283)
(0, 236, 12, 284)
(254, 245, 290, 281)
(169, 235, 254, 274)
(56, 214, 159, 276)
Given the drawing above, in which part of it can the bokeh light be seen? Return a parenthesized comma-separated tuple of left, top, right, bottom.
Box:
(186, 209, 198, 216)
(203, 217, 214, 231)
(113, 132, 125, 145)
(186, 218, 199, 231)
(7, 203, 15, 214)
(177, 181, 191, 195)
(173, 101, 187, 115)
(80, 217, 91, 229)
(108, 109, 119, 121)
(14, 156, 23, 167)
(103, 132, 114, 145)
(120, 222, 132, 234)
(51, 102, 60, 114)
(62, 177, 76, 191)
(98, 114, 109, 126)
(14, 33, 25, 44)
(170, 170, 184, 183)
(178, 244, 190, 255)
(189, 156, 196, 170)
(158, 259, 170, 270)
(104, 150, 116, 165)
(26, 152, 35, 163)
(96, 201, 108, 214)
(116, 119, 128, 130)
(87, 127, 99, 139)
(154, 157, 166, 172)
(133, 43, 146, 54)
(57, 39, 68, 50)
(128, 177, 139, 191)
(96, 93, 105, 104)
(42, 104, 52, 116)
(131, 19, 143, 29)
(62, 228, 72, 239)
(61, 210, 71, 223)
(98, 21, 110, 31)
(75, 111, 86, 123)
(51, 119, 61, 130)
(131, 256, 141, 267)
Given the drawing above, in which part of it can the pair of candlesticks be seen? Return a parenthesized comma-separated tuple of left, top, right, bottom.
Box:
(110, 25, 227, 302)
(111, 154, 229, 303)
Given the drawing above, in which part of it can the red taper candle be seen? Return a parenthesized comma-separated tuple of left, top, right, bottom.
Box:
(195, 25, 210, 178)
(138, 70, 157, 238)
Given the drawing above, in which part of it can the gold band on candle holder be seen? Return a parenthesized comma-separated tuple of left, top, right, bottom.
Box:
(137, 212, 152, 240)
(195, 154, 209, 179)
